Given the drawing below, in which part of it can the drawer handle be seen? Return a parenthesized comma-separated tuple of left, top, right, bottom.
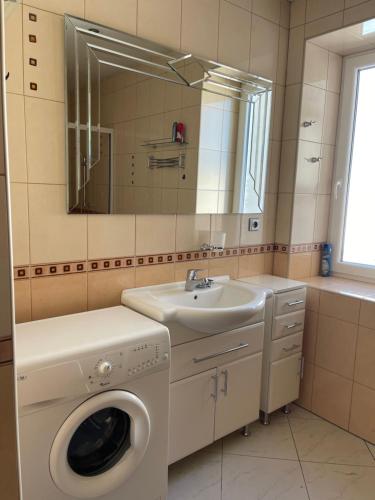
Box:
(193, 343, 249, 363)
(211, 375, 218, 401)
(285, 322, 302, 330)
(221, 369, 228, 396)
(287, 299, 304, 307)
(282, 344, 300, 353)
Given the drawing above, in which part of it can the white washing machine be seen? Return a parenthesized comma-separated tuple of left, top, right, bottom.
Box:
(16, 306, 170, 500)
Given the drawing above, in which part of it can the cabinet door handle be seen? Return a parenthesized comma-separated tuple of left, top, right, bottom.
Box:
(287, 299, 304, 307)
(193, 343, 249, 363)
(211, 375, 218, 401)
(221, 369, 228, 396)
(285, 322, 302, 330)
(298, 356, 304, 378)
(282, 343, 300, 352)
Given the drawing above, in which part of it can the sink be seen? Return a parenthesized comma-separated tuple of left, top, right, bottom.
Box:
(121, 276, 267, 334)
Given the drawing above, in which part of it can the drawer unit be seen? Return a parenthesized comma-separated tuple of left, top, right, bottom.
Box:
(237, 275, 306, 425)
(170, 322, 264, 382)
(272, 310, 305, 340)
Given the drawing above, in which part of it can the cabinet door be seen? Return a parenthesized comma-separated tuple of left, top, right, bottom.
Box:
(214, 353, 262, 440)
(268, 353, 302, 413)
(169, 369, 216, 464)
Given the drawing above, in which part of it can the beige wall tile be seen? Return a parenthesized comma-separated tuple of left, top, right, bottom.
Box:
(227, 0, 252, 10)
(359, 299, 375, 330)
(4, 4, 23, 95)
(267, 141, 281, 194)
(14, 279, 32, 324)
(279, 140, 297, 193)
(31, 273, 88, 320)
(287, 26, 306, 85)
(312, 366, 353, 429)
(315, 314, 358, 378)
(176, 215, 210, 252)
(181, 0, 219, 60)
(298, 360, 314, 410)
(208, 256, 238, 279)
(28, 184, 87, 264)
(271, 84, 285, 141)
(306, 0, 344, 22)
(238, 253, 265, 278)
(306, 287, 320, 311)
(272, 252, 289, 277)
(282, 84, 301, 141)
(349, 382, 375, 443)
(305, 12, 344, 39)
(277, 28, 289, 85)
(25, 97, 65, 184)
(88, 268, 135, 309)
(85, 0, 137, 34)
(264, 194, 277, 243)
(322, 91, 339, 145)
(10, 183, 30, 266)
(174, 259, 209, 281)
(343, 0, 375, 26)
(210, 214, 240, 248)
(135, 215, 176, 255)
(218, 1, 251, 72)
(313, 194, 330, 242)
(6, 93, 27, 183)
(88, 215, 135, 259)
(23, 7, 65, 102)
(354, 326, 375, 390)
(280, 0, 291, 28)
(291, 194, 316, 244)
(239, 214, 264, 246)
(327, 52, 342, 93)
(264, 252, 274, 274)
(137, 0, 182, 50)
(290, 0, 306, 28)
(295, 140, 320, 194)
(252, 0, 280, 24)
(310, 251, 321, 277)
(304, 42, 329, 89)
(288, 252, 312, 279)
(318, 144, 334, 194)
(299, 85, 325, 143)
(25, 0, 84, 16)
(275, 193, 293, 244)
(303, 309, 318, 363)
(319, 290, 360, 323)
(135, 263, 175, 287)
(249, 15, 279, 81)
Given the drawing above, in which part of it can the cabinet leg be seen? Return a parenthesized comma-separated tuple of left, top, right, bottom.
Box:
(260, 411, 271, 425)
(242, 425, 250, 437)
(282, 404, 291, 415)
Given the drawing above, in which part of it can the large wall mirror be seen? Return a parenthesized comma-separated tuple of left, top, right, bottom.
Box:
(65, 15, 273, 215)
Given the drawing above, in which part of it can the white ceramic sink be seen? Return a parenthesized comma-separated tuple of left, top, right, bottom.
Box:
(121, 276, 267, 334)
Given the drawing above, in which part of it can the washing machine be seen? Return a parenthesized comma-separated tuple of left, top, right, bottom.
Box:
(16, 306, 170, 500)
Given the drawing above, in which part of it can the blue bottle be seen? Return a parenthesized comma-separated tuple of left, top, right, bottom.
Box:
(321, 243, 332, 277)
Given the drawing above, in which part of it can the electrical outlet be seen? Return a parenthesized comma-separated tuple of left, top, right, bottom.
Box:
(248, 217, 260, 231)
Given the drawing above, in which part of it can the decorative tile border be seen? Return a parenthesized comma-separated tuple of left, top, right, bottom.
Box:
(13, 242, 323, 280)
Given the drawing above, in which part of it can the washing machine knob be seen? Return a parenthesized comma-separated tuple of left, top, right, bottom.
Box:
(96, 360, 112, 376)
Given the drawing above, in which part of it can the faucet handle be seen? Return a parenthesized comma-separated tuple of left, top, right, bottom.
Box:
(186, 268, 204, 280)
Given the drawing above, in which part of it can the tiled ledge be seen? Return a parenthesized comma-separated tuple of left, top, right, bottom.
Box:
(305, 276, 375, 301)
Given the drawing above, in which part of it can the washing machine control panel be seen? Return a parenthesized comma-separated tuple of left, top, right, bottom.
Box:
(80, 340, 170, 391)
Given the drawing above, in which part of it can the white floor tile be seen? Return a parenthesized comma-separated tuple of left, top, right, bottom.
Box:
(290, 418, 375, 466)
(222, 454, 309, 500)
(223, 416, 298, 460)
(302, 461, 375, 500)
(366, 442, 375, 460)
(289, 404, 321, 420)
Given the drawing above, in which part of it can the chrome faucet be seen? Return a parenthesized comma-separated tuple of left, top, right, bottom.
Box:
(185, 269, 214, 292)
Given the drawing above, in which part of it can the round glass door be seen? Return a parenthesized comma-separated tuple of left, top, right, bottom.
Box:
(67, 407, 131, 477)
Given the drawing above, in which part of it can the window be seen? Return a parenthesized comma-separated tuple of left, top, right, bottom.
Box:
(330, 51, 375, 281)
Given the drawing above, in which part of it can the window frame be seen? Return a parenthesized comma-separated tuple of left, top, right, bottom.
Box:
(329, 49, 375, 282)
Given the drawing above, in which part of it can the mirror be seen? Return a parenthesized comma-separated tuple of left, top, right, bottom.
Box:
(65, 15, 273, 215)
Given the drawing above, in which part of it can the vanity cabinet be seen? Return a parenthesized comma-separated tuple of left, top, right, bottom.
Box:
(169, 322, 264, 464)
(238, 275, 306, 424)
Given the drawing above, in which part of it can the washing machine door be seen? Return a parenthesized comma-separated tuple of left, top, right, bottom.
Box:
(50, 390, 150, 498)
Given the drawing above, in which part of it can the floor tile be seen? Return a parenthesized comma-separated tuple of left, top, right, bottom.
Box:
(289, 404, 321, 420)
(290, 418, 375, 466)
(222, 455, 309, 500)
(302, 462, 375, 500)
(367, 442, 375, 459)
(168, 443, 222, 500)
(223, 415, 298, 460)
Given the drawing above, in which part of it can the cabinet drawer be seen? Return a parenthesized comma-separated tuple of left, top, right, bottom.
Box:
(268, 353, 302, 413)
(272, 310, 305, 340)
(271, 332, 303, 362)
(171, 322, 264, 382)
(274, 288, 306, 316)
